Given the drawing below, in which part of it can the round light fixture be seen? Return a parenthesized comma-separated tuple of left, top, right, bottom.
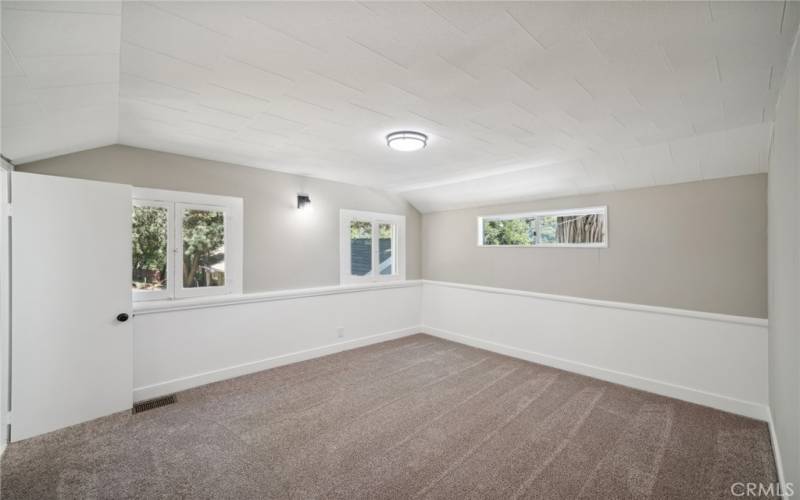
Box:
(386, 131, 427, 152)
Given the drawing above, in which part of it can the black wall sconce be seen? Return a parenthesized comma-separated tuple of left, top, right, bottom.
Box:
(297, 193, 311, 210)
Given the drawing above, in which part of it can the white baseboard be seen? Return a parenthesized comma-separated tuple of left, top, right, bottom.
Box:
(133, 325, 422, 402)
(767, 408, 787, 498)
(421, 325, 769, 421)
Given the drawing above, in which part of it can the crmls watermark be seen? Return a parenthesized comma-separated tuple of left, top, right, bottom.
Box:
(731, 482, 795, 497)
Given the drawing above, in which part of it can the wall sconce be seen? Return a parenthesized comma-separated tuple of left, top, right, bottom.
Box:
(297, 193, 311, 210)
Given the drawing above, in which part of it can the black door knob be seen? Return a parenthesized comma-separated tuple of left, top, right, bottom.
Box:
(116, 313, 129, 322)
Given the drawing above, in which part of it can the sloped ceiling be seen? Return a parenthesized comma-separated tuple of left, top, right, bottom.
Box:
(2, 1, 798, 212)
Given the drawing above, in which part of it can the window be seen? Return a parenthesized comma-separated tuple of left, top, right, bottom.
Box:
(132, 188, 243, 301)
(340, 209, 405, 283)
(132, 201, 171, 299)
(478, 206, 607, 248)
(180, 205, 226, 289)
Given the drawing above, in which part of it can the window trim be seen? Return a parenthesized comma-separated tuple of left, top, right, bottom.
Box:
(477, 205, 608, 248)
(132, 188, 243, 301)
(340, 209, 406, 284)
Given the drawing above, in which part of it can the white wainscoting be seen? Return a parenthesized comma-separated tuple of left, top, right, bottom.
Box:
(133, 281, 423, 402)
(132, 278, 769, 421)
(421, 280, 769, 420)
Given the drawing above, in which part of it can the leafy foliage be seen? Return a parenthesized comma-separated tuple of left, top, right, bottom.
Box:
(132, 206, 168, 289)
(182, 209, 225, 287)
(379, 223, 393, 239)
(132, 206, 226, 291)
(350, 221, 394, 239)
(482, 218, 535, 245)
(350, 220, 372, 239)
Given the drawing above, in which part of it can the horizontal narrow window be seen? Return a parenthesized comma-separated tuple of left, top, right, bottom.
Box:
(478, 206, 607, 248)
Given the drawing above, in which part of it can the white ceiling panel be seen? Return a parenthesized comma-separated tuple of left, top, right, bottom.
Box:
(17, 54, 118, 88)
(1, 39, 24, 77)
(34, 82, 118, 111)
(3, 103, 118, 161)
(2, 1, 797, 212)
(2, 1, 121, 16)
(1, 1, 121, 161)
(2, 75, 34, 106)
(2, 7, 120, 56)
(404, 122, 772, 213)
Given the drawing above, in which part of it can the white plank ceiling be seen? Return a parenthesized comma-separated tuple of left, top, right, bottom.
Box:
(2, 1, 798, 212)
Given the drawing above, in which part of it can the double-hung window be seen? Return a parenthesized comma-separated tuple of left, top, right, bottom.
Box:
(132, 188, 243, 301)
(340, 209, 405, 284)
(478, 206, 607, 247)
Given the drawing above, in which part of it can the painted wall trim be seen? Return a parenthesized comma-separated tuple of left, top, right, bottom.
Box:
(134, 280, 423, 315)
(423, 280, 767, 327)
(767, 407, 787, 498)
(133, 325, 421, 402)
(422, 325, 769, 421)
(133, 278, 763, 326)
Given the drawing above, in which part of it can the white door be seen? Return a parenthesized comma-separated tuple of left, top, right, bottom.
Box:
(11, 172, 133, 441)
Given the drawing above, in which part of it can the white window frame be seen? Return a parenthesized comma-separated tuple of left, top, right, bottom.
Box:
(132, 188, 243, 301)
(340, 209, 406, 284)
(477, 206, 608, 248)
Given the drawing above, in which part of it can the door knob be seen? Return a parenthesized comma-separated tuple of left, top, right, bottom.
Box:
(116, 313, 129, 322)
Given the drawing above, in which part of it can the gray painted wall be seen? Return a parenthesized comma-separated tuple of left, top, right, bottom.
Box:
(19, 145, 421, 292)
(768, 37, 800, 489)
(422, 174, 767, 318)
(20, 145, 768, 318)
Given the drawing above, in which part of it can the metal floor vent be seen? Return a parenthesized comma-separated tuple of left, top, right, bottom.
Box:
(132, 394, 176, 414)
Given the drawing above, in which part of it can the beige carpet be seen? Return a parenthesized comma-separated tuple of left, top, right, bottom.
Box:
(1, 334, 777, 499)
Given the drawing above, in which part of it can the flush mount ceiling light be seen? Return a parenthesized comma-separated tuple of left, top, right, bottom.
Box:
(386, 131, 428, 152)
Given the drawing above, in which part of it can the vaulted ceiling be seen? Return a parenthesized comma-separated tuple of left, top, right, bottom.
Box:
(2, 1, 798, 212)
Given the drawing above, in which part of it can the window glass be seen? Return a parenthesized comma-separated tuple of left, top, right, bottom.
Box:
(341, 210, 405, 284)
(132, 189, 242, 301)
(538, 215, 557, 244)
(132, 205, 168, 291)
(182, 208, 225, 288)
(379, 223, 395, 275)
(479, 208, 606, 247)
(555, 214, 605, 244)
(481, 217, 536, 246)
(350, 220, 372, 276)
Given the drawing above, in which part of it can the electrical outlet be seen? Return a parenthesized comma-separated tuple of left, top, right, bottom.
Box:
(336, 327, 344, 338)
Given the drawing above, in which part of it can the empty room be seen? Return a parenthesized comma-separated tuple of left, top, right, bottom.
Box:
(1, 1, 799, 498)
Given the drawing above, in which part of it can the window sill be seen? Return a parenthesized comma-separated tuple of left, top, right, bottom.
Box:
(133, 280, 422, 315)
